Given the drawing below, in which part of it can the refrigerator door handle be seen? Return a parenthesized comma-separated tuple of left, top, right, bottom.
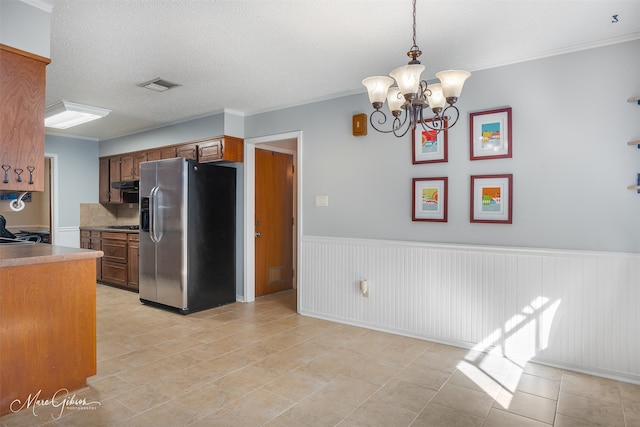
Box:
(149, 186, 160, 243)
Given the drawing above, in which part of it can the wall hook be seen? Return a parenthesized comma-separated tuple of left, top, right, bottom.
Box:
(1, 165, 9, 183)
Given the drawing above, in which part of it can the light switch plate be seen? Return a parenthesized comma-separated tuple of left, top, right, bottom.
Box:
(352, 114, 367, 136)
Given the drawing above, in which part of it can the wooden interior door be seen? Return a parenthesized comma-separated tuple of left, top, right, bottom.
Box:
(255, 148, 294, 297)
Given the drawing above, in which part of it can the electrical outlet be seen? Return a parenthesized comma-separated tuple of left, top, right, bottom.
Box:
(315, 195, 329, 207)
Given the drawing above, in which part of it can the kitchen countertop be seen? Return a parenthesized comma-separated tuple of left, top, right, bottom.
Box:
(0, 244, 103, 268)
(81, 226, 140, 233)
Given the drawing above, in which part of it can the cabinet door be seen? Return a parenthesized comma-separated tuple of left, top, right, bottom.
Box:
(161, 146, 177, 159)
(80, 230, 91, 249)
(132, 152, 146, 179)
(127, 234, 139, 291)
(120, 155, 135, 181)
(90, 231, 102, 280)
(101, 233, 127, 262)
(108, 156, 122, 203)
(102, 261, 127, 287)
(197, 139, 223, 163)
(0, 46, 48, 192)
(176, 143, 197, 160)
(99, 158, 111, 204)
(146, 149, 162, 162)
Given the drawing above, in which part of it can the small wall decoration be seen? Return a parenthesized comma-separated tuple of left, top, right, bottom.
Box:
(412, 177, 448, 222)
(469, 107, 512, 160)
(412, 118, 448, 164)
(470, 174, 512, 223)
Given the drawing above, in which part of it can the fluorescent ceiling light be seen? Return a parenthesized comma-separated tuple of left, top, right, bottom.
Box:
(45, 100, 111, 129)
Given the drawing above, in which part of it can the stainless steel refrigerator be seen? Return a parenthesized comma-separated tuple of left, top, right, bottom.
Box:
(139, 157, 236, 314)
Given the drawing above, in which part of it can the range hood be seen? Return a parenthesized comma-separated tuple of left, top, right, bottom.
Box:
(111, 180, 139, 192)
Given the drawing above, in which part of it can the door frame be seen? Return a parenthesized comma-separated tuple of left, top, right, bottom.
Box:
(45, 153, 59, 245)
(243, 131, 302, 303)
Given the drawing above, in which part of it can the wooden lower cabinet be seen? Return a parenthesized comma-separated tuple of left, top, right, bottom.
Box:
(101, 232, 128, 287)
(127, 233, 139, 291)
(80, 230, 102, 280)
(80, 230, 139, 291)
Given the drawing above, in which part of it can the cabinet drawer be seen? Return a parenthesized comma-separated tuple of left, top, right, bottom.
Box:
(81, 230, 90, 239)
(101, 232, 127, 240)
(102, 238, 127, 263)
(127, 233, 139, 242)
(102, 261, 127, 287)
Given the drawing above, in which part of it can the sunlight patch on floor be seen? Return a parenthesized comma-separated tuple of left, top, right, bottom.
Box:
(458, 296, 562, 409)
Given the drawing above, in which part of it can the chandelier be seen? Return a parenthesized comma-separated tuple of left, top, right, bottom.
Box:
(362, 0, 471, 137)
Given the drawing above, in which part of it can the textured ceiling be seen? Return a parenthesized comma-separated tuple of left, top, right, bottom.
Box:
(44, 0, 640, 141)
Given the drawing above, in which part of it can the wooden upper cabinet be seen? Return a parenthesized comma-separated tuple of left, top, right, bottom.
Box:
(98, 157, 111, 204)
(0, 45, 50, 192)
(120, 154, 134, 181)
(176, 143, 198, 160)
(161, 146, 177, 159)
(120, 152, 146, 180)
(198, 138, 223, 162)
(146, 149, 161, 162)
(108, 156, 122, 203)
(147, 146, 177, 160)
(133, 152, 146, 179)
(98, 135, 243, 204)
(181, 136, 243, 163)
(220, 136, 243, 163)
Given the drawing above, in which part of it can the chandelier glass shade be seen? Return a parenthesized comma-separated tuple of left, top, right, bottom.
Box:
(362, 0, 471, 137)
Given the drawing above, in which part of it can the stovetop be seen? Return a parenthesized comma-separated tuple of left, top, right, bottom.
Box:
(107, 225, 139, 230)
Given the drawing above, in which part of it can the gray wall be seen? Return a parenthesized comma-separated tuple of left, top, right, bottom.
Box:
(246, 39, 640, 253)
(0, 0, 51, 58)
(45, 135, 99, 227)
(100, 113, 225, 156)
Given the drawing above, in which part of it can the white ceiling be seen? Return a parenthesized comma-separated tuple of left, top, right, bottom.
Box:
(44, 0, 640, 141)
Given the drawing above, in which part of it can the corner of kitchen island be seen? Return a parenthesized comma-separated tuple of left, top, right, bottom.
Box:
(0, 244, 103, 416)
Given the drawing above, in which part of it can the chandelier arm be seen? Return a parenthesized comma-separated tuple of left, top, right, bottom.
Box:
(393, 117, 412, 138)
(420, 116, 445, 132)
(368, 110, 407, 135)
(393, 107, 411, 138)
(441, 105, 460, 128)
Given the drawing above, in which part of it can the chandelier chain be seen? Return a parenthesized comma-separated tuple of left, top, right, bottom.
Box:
(412, 0, 417, 47)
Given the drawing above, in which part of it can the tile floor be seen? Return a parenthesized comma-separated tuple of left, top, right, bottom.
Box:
(2, 284, 640, 426)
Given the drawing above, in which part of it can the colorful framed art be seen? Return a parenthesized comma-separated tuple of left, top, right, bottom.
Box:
(469, 107, 512, 160)
(470, 174, 513, 224)
(412, 177, 448, 222)
(412, 119, 448, 164)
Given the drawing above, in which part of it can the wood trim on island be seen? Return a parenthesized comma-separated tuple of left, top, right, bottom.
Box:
(0, 247, 101, 416)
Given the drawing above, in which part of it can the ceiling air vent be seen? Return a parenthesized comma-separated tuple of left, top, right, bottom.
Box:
(139, 78, 180, 92)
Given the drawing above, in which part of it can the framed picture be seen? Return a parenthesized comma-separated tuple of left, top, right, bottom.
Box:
(469, 107, 512, 160)
(412, 118, 448, 164)
(470, 174, 513, 224)
(412, 177, 448, 222)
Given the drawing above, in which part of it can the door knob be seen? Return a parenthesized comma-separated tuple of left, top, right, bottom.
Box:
(255, 231, 262, 237)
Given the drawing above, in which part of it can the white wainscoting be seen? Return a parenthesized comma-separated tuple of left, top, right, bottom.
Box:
(55, 226, 80, 248)
(299, 236, 640, 383)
